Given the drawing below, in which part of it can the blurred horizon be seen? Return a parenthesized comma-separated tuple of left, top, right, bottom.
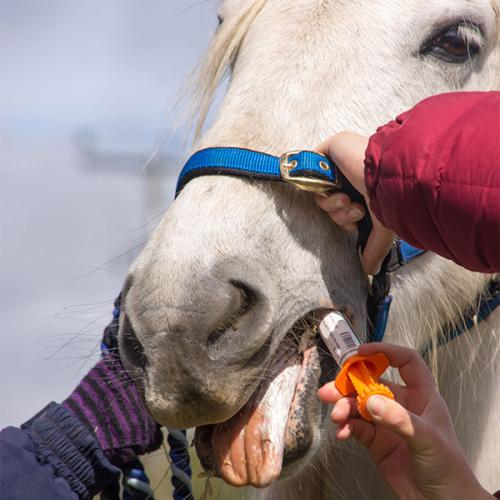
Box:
(0, 0, 218, 428)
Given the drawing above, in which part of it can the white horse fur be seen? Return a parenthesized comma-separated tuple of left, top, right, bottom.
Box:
(122, 1, 500, 498)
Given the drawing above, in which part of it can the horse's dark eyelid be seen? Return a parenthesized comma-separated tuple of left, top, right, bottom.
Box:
(420, 22, 482, 63)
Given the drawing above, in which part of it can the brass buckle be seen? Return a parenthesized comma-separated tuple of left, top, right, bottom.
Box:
(279, 150, 340, 196)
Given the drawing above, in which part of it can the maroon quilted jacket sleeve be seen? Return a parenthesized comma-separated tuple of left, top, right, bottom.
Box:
(364, 91, 500, 273)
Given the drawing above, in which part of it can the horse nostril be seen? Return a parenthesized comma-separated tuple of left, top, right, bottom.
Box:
(120, 313, 148, 369)
(230, 279, 256, 313)
(206, 280, 257, 349)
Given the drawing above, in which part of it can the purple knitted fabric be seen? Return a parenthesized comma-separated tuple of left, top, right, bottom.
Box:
(63, 354, 163, 466)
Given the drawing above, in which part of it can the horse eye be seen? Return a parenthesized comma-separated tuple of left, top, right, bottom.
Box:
(422, 24, 481, 63)
(217, 14, 223, 27)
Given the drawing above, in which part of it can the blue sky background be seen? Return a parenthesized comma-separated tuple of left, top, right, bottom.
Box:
(0, 0, 218, 426)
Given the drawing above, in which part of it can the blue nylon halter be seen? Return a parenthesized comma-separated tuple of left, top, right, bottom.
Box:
(175, 146, 499, 342)
(164, 146, 498, 500)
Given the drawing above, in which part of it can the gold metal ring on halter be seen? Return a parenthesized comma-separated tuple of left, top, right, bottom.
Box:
(279, 150, 341, 197)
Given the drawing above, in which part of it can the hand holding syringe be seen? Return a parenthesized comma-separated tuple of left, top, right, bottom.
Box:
(318, 311, 394, 421)
(316, 329, 491, 499)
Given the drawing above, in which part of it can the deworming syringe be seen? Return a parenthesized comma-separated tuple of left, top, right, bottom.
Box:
(318, 311, 394, 421)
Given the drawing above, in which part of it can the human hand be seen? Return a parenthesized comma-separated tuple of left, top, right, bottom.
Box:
(63, 298, 163, 467)
(315, 132, 395, 275)
(317, 343, 491, 500)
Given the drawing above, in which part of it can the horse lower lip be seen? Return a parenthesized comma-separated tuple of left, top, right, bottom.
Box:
(194, 344, 318, 487)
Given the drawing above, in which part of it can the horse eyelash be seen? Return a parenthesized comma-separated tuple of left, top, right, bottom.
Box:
(420, 20, 485, 56)
(457, 22, 485, 49)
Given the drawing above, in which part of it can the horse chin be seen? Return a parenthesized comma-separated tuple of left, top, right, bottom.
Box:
(194, 316, 336, 488)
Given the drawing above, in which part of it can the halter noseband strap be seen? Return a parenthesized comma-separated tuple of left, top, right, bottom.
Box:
(176, 147, 340, 196)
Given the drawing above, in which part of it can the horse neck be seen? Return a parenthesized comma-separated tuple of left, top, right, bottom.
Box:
(385, 253, 493, 369)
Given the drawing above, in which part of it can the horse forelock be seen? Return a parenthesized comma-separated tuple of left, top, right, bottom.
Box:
(188, 0, 269, 141)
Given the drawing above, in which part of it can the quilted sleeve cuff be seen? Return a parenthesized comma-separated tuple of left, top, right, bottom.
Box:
(22, 402, 120, 499)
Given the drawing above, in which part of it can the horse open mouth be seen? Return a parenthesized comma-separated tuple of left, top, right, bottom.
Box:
(194, 313, 333, 488)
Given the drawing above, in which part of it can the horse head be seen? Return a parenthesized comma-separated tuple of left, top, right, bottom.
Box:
(118, 0, 500, 490)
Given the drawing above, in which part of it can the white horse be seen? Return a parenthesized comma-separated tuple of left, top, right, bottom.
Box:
(120, 1, 500, 498)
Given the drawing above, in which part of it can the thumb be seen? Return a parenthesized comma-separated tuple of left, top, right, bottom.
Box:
(316, 132, 369, 196)
(366, 396, 431, 452)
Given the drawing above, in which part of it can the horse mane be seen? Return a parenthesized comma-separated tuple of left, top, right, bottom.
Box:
(188, 0, 268, 141)
(388, 260, 495, 380)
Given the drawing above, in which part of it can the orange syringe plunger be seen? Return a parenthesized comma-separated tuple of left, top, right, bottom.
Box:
(319, 312, 394, 421)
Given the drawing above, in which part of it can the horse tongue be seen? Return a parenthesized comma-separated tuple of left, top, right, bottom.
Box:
(211, 357, 301, 488)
